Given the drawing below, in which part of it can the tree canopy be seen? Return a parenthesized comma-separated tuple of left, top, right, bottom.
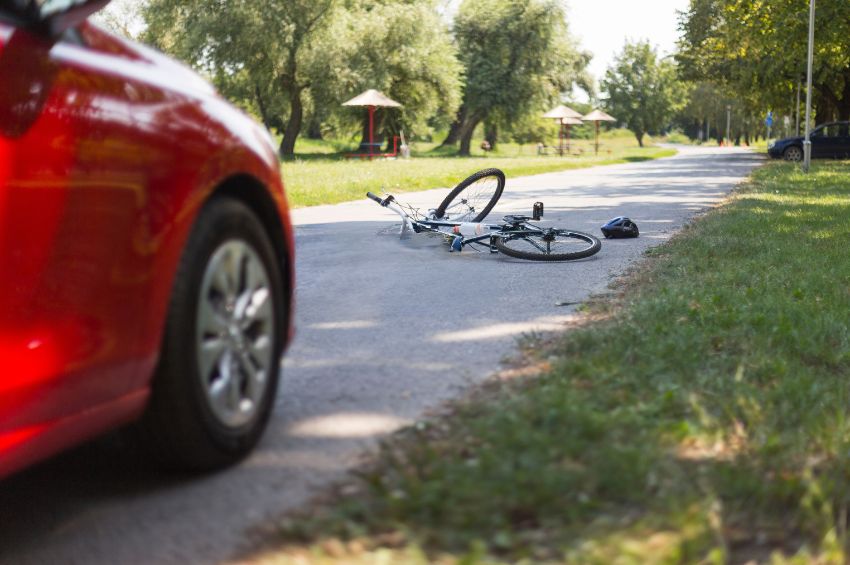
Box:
(677, 0, 850, 123)
(141, 0, 461, 156)
(143, 0, 338, 156)
(443, 0, 591, 155)
(308, 1, 463, 146)
(601, 41, 685, 147)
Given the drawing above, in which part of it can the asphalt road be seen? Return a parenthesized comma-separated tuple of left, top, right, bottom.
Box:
(0, 146, 761, 564)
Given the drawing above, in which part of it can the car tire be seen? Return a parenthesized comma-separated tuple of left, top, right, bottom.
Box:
(135, 196, 286, 471)
(783, 146, 803, 161)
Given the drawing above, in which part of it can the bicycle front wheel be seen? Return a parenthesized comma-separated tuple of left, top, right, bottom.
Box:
(495, 229, 601, 261)
(434, 168, 505, 222)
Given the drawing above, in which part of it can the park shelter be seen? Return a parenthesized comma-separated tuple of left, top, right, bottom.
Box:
(342, 89, 403, 159)
(582, 109, 617, 155)
(543, 105, 583, 155)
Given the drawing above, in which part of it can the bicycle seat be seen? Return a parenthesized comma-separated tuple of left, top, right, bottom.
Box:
(502, 215, 531, 223)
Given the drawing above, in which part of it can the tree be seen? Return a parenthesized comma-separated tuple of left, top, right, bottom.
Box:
(443, 0, 590, 155)
(307, 0, 463, 148)
(142, 0, 337, 157)
(674, 81, 765, 145)
(601, 41, 686, 147)
(141, 0, 461, 156)
(508, 114, 557, 151)
(677, 0, 850, 123)
(93, 0, 145, 39)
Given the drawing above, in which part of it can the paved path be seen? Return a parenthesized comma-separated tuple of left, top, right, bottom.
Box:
(0, 146, 761, 564)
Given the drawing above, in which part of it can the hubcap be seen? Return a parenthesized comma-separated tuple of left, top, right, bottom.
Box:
(196, 240, 275, 428)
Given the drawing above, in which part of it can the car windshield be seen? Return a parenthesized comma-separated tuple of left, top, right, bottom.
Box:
(814, 124, 849, 137)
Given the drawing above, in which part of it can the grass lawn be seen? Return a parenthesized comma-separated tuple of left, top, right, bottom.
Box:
(282, 133, 675, 208)
(254, 160, 850, 564)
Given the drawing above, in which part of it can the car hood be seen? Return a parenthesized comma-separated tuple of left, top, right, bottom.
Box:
(86, 21, 217, 100)
(773, 136, 804, 145)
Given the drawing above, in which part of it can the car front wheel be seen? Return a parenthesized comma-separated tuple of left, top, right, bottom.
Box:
(136, 196, 286, 471)
(783, 146, 803, 161)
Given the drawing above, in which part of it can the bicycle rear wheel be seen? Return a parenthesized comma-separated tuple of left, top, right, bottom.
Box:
(495, 228, 601, 261)
(434, 168, 505, 222)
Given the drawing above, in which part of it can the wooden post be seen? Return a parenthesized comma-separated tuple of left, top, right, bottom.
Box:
(595, 121, 600, 155)
(559, 120, 565, 156)
(368, 105, 375, 159)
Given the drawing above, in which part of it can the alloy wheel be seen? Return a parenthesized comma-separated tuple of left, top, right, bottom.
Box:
(196, 240, 275, 428)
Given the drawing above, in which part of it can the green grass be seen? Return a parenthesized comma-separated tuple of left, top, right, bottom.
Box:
(282, 134, 675, 208)
(655, 130, 695, 145)
(254, 161, 850, 564)
(752, 139, 770, 153)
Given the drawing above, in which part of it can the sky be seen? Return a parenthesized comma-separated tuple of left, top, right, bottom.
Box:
(566, 0, 690, 88)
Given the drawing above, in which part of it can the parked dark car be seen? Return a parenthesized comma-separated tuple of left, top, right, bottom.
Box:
(768, 121, 850, 161)
(1, 0, 295, 479)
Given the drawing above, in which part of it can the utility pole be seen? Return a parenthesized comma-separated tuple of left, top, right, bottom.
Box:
(803, 0, 815, 172)
(726, 105, 731, 146)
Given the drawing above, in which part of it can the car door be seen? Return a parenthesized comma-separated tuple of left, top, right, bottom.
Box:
(810, 124, 841, 158)
(0, 16, 163, 435)
(837, 123, 850, 159)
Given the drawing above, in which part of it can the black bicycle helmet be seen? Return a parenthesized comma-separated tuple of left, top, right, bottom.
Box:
(601, 216, 639, 238)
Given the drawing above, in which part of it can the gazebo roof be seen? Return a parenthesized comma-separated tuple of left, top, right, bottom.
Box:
(558, 117, 584, 125)
(342, 89, 402, 108)
(543, 105, 583, 120)
(582, 109, 617, 122)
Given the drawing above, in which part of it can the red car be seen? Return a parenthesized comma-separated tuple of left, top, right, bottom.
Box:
(0, 1, 294, 478)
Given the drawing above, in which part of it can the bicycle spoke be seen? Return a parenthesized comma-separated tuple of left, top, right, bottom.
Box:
(495, 228, 601, 261)
(436, 169, 504, 223)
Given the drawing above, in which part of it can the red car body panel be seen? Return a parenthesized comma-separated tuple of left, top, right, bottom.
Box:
(0, 20, 294, 479)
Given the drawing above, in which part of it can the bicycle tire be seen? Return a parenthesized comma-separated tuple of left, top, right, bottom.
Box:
(495, 228, 601, 261)
(434, 168, 505, 222)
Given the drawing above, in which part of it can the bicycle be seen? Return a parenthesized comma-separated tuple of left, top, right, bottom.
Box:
(366, 168, 601, 262)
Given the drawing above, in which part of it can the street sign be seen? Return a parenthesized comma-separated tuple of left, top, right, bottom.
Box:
(765, 111, 774, 128)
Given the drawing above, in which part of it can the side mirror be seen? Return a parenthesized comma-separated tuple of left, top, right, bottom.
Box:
(18, 0, 111, 38)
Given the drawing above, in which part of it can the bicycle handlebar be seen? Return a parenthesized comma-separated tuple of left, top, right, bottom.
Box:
(366, 192, 414, 236)
(366, 192, 396, 208)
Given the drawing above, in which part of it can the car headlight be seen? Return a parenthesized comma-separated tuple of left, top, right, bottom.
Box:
(768, 141, 776, 149)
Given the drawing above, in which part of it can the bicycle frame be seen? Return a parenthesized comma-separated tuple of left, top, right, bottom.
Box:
(370, 193, 555, 252)
(367, 189, 602, 262)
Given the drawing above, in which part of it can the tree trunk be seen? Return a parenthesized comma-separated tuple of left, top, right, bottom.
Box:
(635, 131, 644, 147)
(458, 113, 484, 156)
(484, 121, 498, 150)
(254, 85, 272, 131)
(439, 107, 467, 147)
(279, 88, 303, 157)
